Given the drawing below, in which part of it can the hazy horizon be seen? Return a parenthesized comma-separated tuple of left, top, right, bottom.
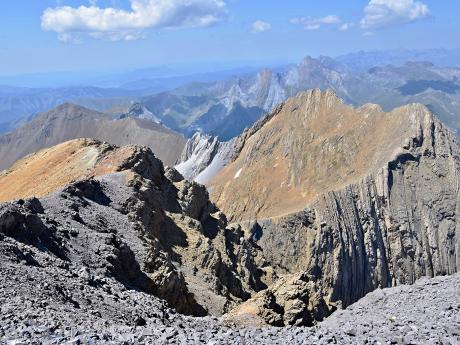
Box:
(2, 1, 459, 77)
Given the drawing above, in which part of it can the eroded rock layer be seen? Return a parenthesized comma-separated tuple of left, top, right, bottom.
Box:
(209, 89, 460, 326)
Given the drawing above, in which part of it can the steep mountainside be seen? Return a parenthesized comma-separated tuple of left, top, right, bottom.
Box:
(0, 103, 186, 169)
(208, 89, 460, 326)
(210, 89, 431, 221)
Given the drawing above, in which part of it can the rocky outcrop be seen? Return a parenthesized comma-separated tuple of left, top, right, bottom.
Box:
(0, 139, 267, 317)
(0, 199, 66, 261)
(121, 166, 266, 314)
(212, 90, 460, 326)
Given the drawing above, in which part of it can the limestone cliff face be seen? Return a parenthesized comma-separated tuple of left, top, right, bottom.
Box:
(219, 90, 460, 326)
(175, 132, 222, 180)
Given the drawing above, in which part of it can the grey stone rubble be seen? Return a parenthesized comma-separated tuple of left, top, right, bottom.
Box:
(0, 183, 458, 344)
(1, 252, 459, 344)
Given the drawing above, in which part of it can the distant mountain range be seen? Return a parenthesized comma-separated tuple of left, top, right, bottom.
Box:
(336, 48, 460, 71)
(0, 85, 138, 132)
(0, 103, 186, 170)
(129, 56, 460, 140)
(2, 49, 460, 167)
(0, 67, 264, 133)
(2, 47, 459, 136)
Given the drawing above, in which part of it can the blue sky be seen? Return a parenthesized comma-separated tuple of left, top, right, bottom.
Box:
(0, 0, 459, 75)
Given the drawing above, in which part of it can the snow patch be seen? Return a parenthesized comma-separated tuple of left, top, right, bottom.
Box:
(176, 135, 238, 184)
(234, 168, 242, 179)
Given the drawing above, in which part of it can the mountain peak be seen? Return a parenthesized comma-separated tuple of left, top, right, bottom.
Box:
(0, 138, 164, 202)
(300, 55, 318, 64)
(209, 89, 448, 221)
(50, 102, 102, 116)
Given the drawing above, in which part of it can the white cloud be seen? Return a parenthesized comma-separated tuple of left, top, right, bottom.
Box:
(251, 20, 271, 33)
(291, 15, 341, 30)
(361, 0, 429, 29)
(42, 0, 228, 42)
(339, 22, 354, 31)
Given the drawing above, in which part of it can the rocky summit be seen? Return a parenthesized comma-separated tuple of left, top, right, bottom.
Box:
(0, 138, 269, 317)
(210, 88, 460, 221)
(0, 91, 459, 344)
(205, 89, 460, 326)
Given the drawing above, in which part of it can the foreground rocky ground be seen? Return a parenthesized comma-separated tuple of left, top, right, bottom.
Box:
(1, 265, 458, 344)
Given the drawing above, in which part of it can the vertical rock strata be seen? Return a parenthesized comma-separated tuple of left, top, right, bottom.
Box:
(215, 90, 460, 326)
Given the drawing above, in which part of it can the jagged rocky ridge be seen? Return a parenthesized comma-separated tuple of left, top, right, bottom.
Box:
(0, 139, 266, 318)
(201, 89, 460, 326)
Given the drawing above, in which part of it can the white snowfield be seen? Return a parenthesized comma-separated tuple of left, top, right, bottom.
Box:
(175, 132, 237, 184)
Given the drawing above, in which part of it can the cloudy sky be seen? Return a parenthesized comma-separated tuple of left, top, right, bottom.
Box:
(0, 0, 458, 75)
